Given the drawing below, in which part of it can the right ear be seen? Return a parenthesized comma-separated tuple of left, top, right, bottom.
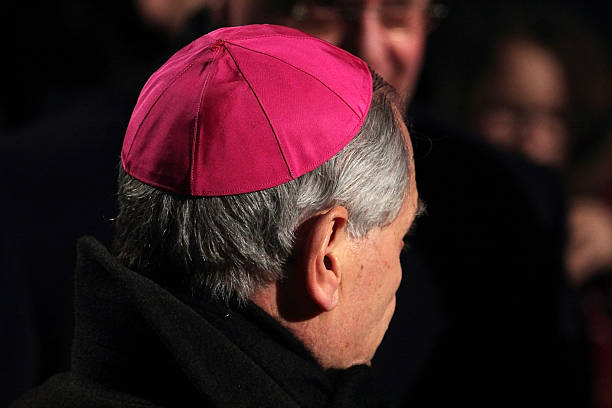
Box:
(302, 206, 350, 311)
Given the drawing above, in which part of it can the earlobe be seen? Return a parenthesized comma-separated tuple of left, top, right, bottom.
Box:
(304, 206, 349, 312)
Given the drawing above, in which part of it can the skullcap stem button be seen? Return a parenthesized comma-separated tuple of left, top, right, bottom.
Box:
(211, 39, 224, 51)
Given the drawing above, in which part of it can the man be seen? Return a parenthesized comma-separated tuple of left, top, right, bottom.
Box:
(12, 24, 419, 407)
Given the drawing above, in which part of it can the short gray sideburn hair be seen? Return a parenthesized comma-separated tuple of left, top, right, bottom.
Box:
(114, 72, 410, 303)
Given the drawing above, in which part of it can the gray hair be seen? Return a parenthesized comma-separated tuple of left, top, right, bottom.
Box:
(113, 72, 410, 303)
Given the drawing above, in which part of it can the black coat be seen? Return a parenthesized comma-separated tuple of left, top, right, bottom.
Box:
(11, 237, 391, 408)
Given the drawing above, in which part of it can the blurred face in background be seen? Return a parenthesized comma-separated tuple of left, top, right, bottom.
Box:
(471, 38, 569, 168)
(276, 0, 437, 100)
(137, 0, 439, 101)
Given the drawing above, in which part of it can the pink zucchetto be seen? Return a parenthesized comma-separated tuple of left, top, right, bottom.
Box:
(121, 24, 372, 196)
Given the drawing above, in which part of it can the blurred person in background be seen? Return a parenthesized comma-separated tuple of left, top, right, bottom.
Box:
(420, 1, 612, 406)
(246, 0, 448, 101)
(464, 22, 612, 286)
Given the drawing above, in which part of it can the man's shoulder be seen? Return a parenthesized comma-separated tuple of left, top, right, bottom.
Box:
(12, 238, 393, 408)
(69, 238, 302, 407)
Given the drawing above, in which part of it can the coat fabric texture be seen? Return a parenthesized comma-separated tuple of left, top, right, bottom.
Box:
(11, 237, 391, 408)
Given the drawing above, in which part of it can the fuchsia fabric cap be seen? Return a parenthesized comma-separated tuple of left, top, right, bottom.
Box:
(122, 24, 373, 196)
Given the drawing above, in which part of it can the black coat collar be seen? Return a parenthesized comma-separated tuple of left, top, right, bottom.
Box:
(69, 237, 376, 408)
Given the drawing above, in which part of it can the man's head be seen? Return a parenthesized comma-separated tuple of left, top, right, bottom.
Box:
(114, 25, 420, 369)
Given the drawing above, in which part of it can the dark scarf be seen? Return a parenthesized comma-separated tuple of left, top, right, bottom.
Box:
(13, 237, 387, 408)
